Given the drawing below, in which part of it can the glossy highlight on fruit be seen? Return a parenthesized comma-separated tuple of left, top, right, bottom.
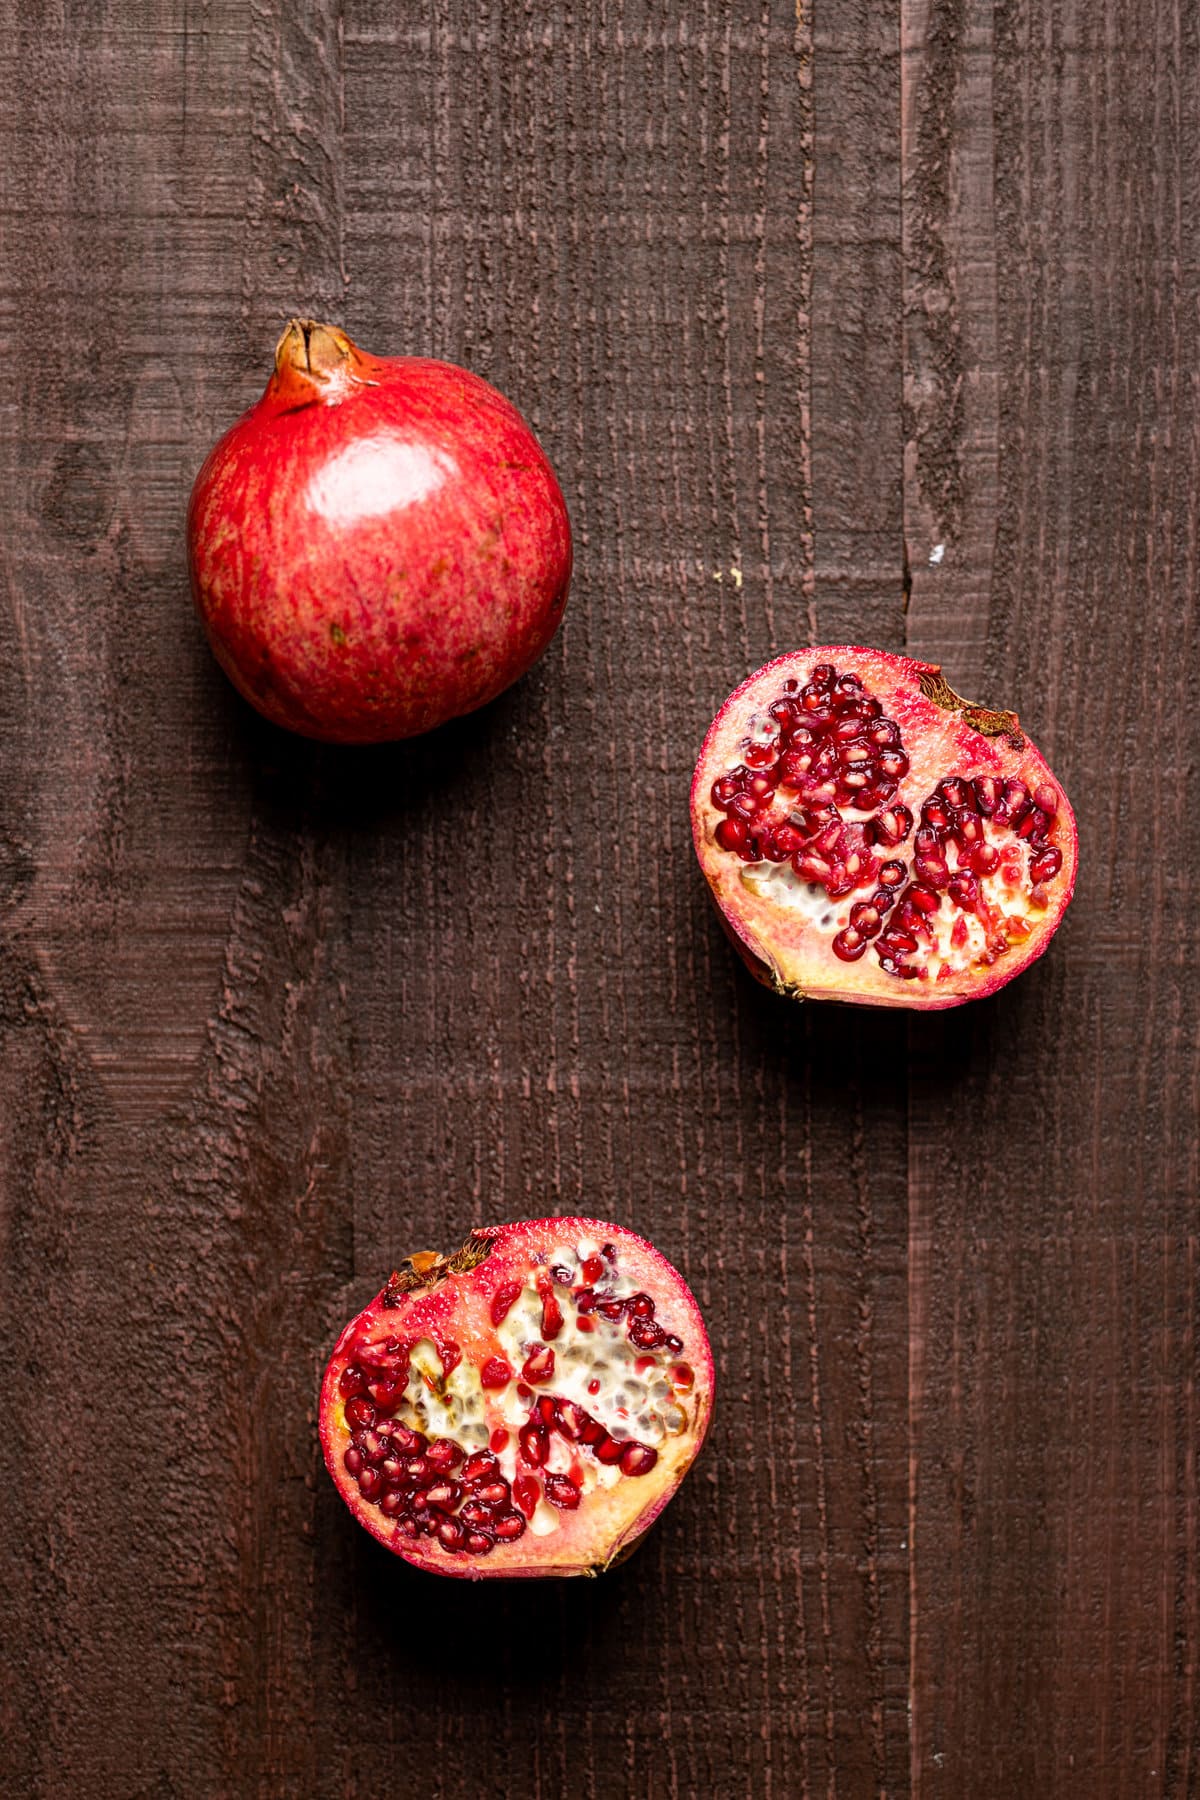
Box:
(691, 646, 1077, 1008)
(187, 320, 572, 742)
(319, 1218, 714, 1579)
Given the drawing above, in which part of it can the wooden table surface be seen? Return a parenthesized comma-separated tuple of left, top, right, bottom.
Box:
(2, 3, 1196, 1796)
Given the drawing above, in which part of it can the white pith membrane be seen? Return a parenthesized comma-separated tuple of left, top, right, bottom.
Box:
(692, 650, 1076, 1008)
(327, 1228, 708, 1573)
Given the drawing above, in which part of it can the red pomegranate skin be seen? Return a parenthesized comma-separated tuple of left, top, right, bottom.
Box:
(187, 320, 572, 743)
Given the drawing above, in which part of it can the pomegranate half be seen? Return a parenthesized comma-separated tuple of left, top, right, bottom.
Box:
(320, 1218, 714, 1578)
(691, 647, 1077, 1008)
(187, 320, 572, 743)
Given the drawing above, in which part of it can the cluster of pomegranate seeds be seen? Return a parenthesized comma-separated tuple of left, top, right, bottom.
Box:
(340, 1412, 530, 1555)
(337, 1255, 686, 1558)
(709, 662, 1065, 980)
(339, 1383, 660, 1557)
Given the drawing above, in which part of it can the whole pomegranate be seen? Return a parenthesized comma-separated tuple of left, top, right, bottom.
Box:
(320, 1218, 713, 1578)
(187, 319, 572, 742)
(692, 647, 1077, 1007)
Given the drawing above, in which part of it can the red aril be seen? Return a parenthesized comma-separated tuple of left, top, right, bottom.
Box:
(691, 647, 1077, 1007)
(319, 1218, 713, 1579)
(187, 320, 571, 742)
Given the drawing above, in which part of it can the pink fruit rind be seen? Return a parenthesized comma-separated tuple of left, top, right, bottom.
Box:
(319, 1216, 714, 1580)
(691, 646, 1078, 1010)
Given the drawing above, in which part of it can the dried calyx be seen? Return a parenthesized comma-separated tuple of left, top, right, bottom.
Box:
(320, 1217, 713, 1578)
(691, 646, 1077, 1008)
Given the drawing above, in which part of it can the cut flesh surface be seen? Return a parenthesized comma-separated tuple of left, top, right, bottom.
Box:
(691, 647, 1077, 1009)
(320, 1217, 714, 1578)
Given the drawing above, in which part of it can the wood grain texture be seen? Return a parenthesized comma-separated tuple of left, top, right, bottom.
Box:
(0, 1, 1194, 1797)
(902, 0, 1200, 1792)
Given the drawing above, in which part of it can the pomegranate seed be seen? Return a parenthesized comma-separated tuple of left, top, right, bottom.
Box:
(436, 1517, 466, 1552)
(715, 816, 749, 854)
(580, 1415, 607, 1444)
(480, 1355, 513, 1389)
(379, 1454, 408, 1482)
(972, 775, 1000, 815)
(914, 857, 949, 888)
(878, 859, 906, 887)
(1016, 806, 1048, 842)
(513, 1475, 540, 1519)
(596, 1297, 627, 1320)
(744, 739, 778, 769)
(462, 1452, 499, 1485)
(545, 1473, 582, 1510)
(619, 1444, 659, 1477)
(405, 1457, 430, 1483)
(672, 1363, 695, 1390)
(905, 883, 939, 915)
(915, 825, 943, 857)
(626, 1293, 655, 1317)
(522, 1344, 556, 1384)
(948, 873, 978, 908)
(876, 749, 909, 780)
(338, 1365, 368, 1400)
(628, 1317, 667, 1349)
(489, 1282, 522, 1326)
(387, 1426, 424, 1457)
(424, 1481, 462, 1510)
(937, 777, 972, 810)
(493, 1512, 527, 1542)
(833, 716, 866, 744)
(995, 779, 1029, 824)
(777, 750, 811, 787)
(396, 1517, 421, 1539)
(921, 800, 951, 833)
(849, 901, 882, 937)
(810, 663, 835, 687)
(832, 927, 868, 961)
(711, 774, 741, 809)
(574, 1287, 597, 1313)
(869, 806, 913, 847)
(519, 1423, 550, 1467)
(579, 1255, 605, 1284)
(1029, 846, 1063, 882)
(358, 1467, 382, 1501)
(556, 1399, 588, 1439)
(746, 772, 777, 804)
(769, 697, 800, 731)
(437, 1341, 461, 1378)
(465, 1531, 494, 1556)
(878, 929, 918, 956)
(595, 1436, 627, 1465)
(867, 717, 901, 747)
(358, 1430, 386, 1464)
(425, 1438, 464, 1471)
(477, 1481, 510, 1505)
(343, 1446, 364, 1477)
(460, 1501, 495, 1525)
(833, 672, 863, 700)
(344, 1397, 375, 1431)
(951, 915, 969, 950)
(970, 842, 1000, 876)
(1034, 783, 1059, 816)
(952, 809, 984, 848)
(769, 823, 805, 860)
(379, 1489, 405, 1517)
(536, 1395, 558, 1427)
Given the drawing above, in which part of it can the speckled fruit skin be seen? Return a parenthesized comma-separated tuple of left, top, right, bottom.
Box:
(319, 1217, 715, 1581)
(691, 646, 1078, 1010)
(187, 320, 572, 743)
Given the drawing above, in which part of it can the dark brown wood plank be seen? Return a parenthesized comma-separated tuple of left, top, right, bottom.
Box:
(902, 0, 1200, 1790)
(0, 1, 914, 1797)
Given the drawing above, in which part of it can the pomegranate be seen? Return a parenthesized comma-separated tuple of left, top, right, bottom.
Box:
(187, 319, 571, 742)
(691, 647, 1077, 1007)
(320, 1218, 713, 1578)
